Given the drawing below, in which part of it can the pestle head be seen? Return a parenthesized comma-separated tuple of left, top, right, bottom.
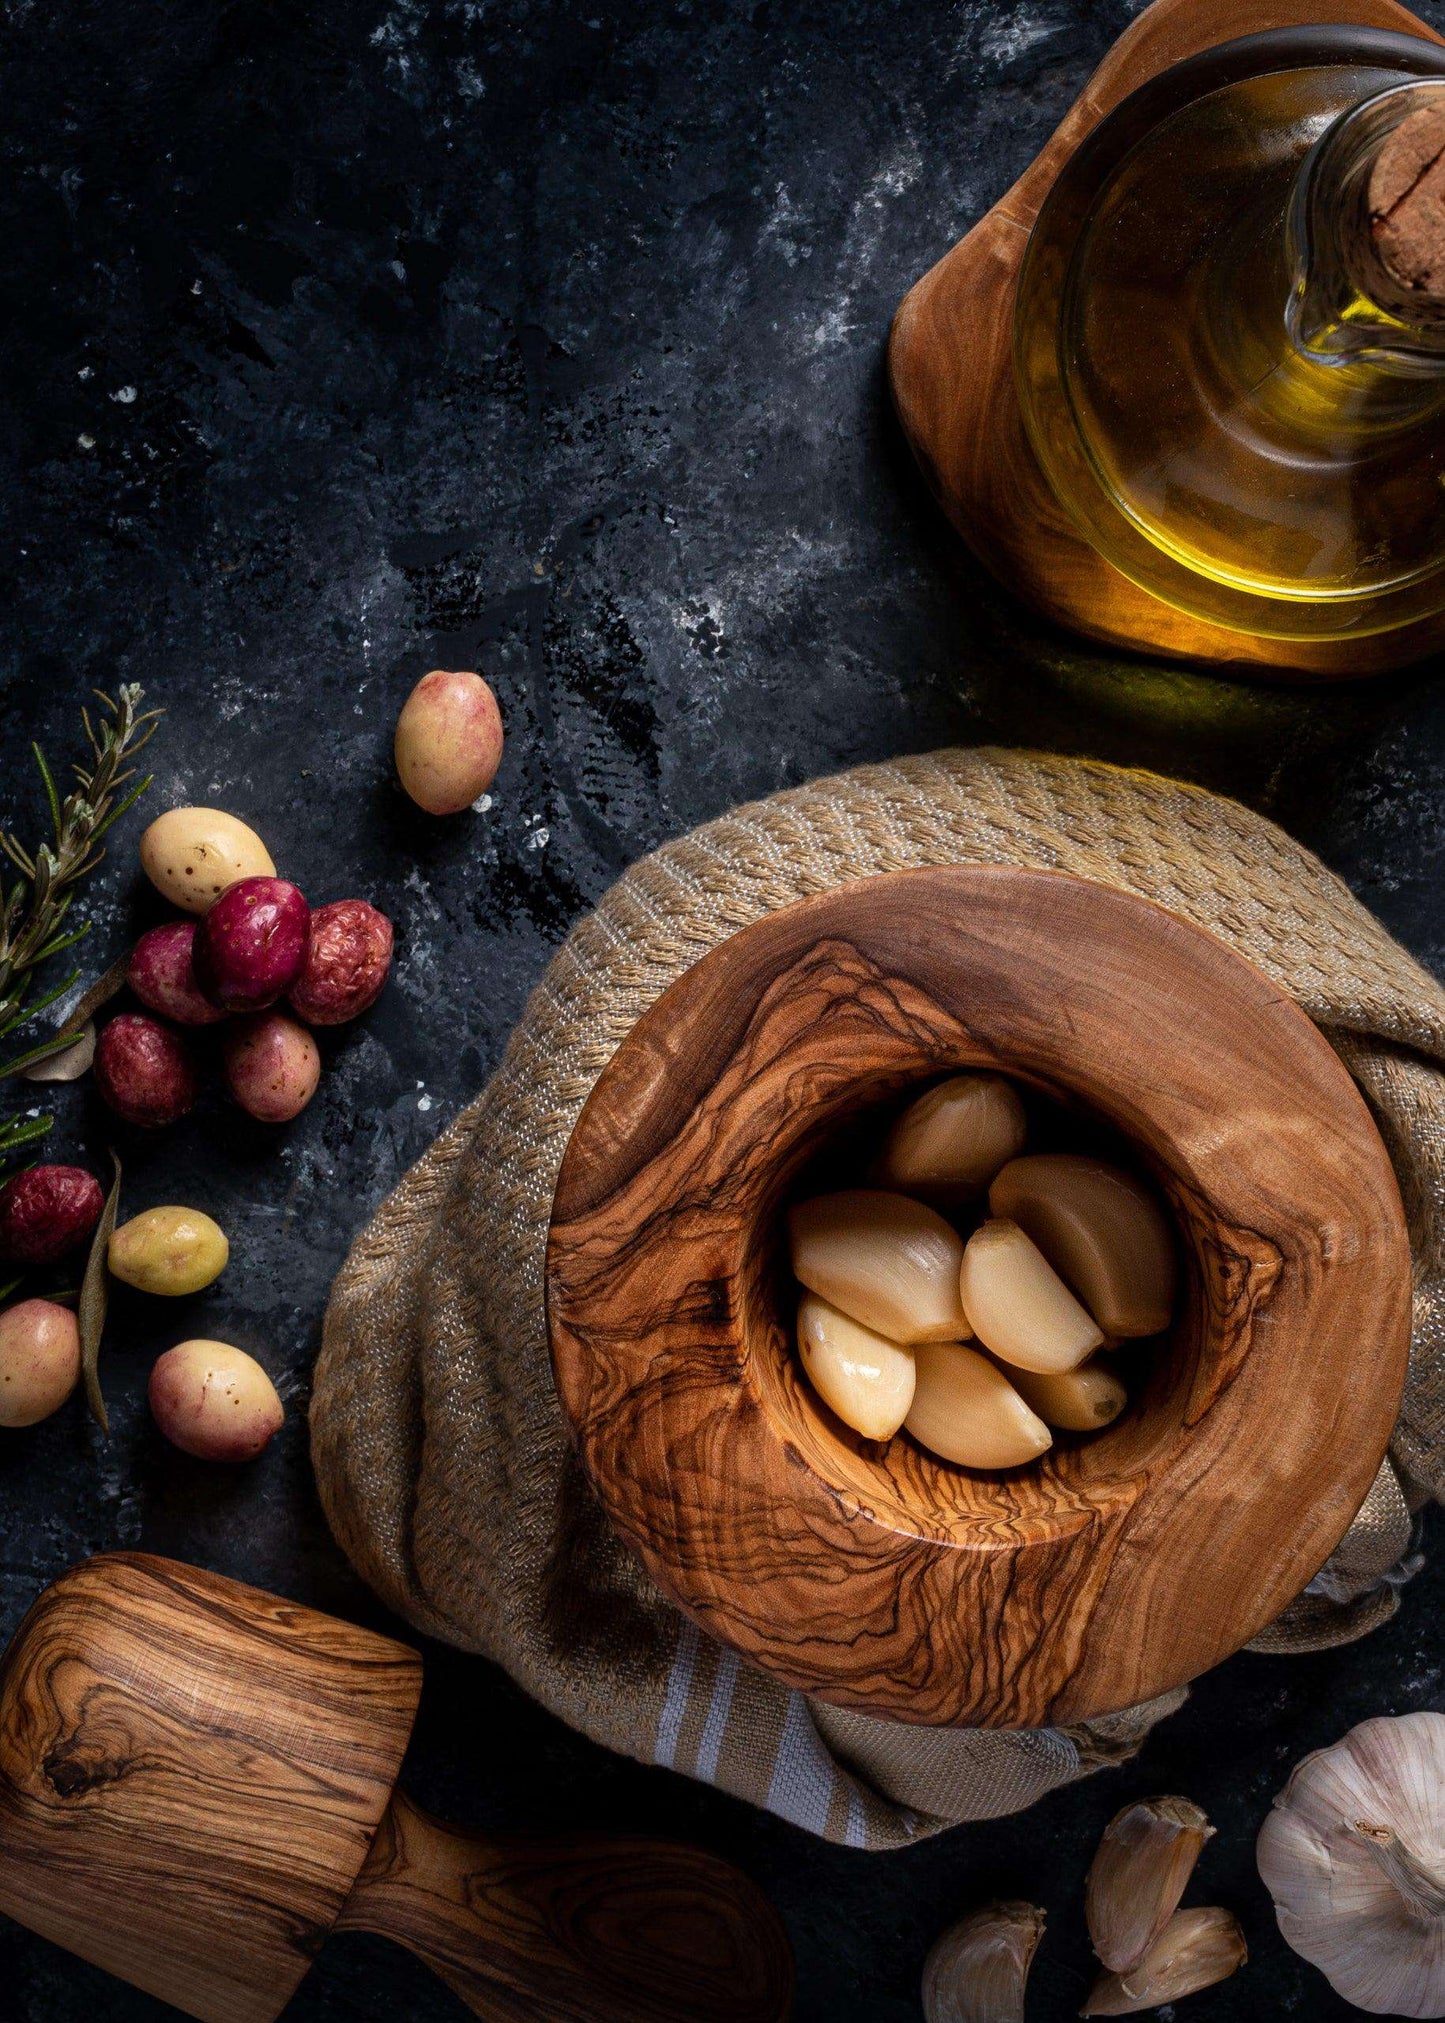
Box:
(1369, 100, 1445, 303)
(0, 1554, 420, 2023)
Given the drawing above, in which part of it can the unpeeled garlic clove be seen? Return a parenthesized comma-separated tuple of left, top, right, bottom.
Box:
(1080, 1906, 1246, 2015)
(989, 1154, 1176, 1339)
(788, 1189, 967, 1344)
(796, 1293, 916, 1440)
(922, 1901, 1045, 2023)
(876, 1073, 1027, 1200)
(905, 1342, 1051, 1470)
(1085, 1796, 1214, 1973)
(1009, 1355, 1127, 1433)
(960, 1219, 1104, 1374)
(21, 1021, 96, 1082)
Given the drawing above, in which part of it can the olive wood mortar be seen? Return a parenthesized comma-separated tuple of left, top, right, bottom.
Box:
(547, 868, 1410, 1729)
(887, 0, 1445, 680)
(0, 1553, 792, 2023)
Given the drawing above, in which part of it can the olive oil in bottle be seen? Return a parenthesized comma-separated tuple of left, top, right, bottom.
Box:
(1016, 65, 1445, 640)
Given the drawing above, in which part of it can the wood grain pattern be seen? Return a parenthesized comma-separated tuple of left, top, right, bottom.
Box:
(0, 1553, 794, 2023)
(547, 867, 1411, 1729)
(887, 0, 1445, 679)
(338, 1787, 794, 2023)
(0, 1552, 421, 2023)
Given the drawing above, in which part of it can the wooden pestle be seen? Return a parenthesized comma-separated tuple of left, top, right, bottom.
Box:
(0, 1553, 793, 2023)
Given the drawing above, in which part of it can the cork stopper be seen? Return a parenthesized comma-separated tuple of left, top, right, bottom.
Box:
(1368, 101, 1445, 303)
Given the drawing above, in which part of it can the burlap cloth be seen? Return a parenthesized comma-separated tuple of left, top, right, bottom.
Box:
(313, 749, 1445, 1850)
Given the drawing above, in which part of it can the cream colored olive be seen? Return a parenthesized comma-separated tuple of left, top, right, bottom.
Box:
(905, 1342, 1052, 1469)
(109, 1206, 229, 1296)
(0, 1300, 81, 1427)
(797, 1293, 916, 1440)
(876, 1073, 1028, 1200)
(394, 670, 504, 815)
(140, 807, 276, 915)
(788, 1189, 967, 1344)
(1008, 1356, 1128, 1432)
(148, 1340, 283, 1461)
(960, 1219, 1104, 1374)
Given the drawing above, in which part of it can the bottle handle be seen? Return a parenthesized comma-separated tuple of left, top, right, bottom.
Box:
(335, 1788, 794, 2023)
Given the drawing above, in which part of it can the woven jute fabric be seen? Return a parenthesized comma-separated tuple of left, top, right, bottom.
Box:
(313, 748, 1442, 1850)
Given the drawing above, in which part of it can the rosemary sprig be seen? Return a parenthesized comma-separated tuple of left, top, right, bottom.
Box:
(0, 1113, 54, 1165)
(0, 685, 161, 1091)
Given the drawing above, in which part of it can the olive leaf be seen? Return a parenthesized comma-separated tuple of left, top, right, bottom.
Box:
(79, 1150, 121, 1434)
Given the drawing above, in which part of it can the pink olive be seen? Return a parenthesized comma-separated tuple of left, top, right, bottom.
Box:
(127, 921, 228, 1026)
(288, 900, 394, 1025)
(0, 1300, 81, 1427)
(148, 1339, 283, 1461)
(193, 877, 311, 1013)
(222, 1011, 320, 1122)
(394, 669, 504, 815)
(0, 1166, 104, 1266)
(94, 1014, 198, 1127)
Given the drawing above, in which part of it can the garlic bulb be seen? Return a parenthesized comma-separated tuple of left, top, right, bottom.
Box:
(921, 1901, 1044, 2023)
(1258, 1712, 1445, 2017)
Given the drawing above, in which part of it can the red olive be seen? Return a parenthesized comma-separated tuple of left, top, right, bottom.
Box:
(288, 900, 394, 1025)
(222, 1011, 321, 1122)
(0, 1166, 104, 1266)
(193, 877, 310, 1013)
(94, 1013, 198, 1127)
(127, 922, 228, 1026)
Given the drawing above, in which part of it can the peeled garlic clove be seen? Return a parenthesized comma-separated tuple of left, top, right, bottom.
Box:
(1086, 1796, 1214, 1973)
(989, 1154, 1176, 1339)
(922, 1901, 1045, 2023)
(796, 1294, 916, 1440)
(1258, 1710, 1445, 2017)
(905, 1342, 1051, 1470)
(960, 1219, 1103, 1374)
(1081, 1907, 1246, 2015)
(1008, 1355, 1127, 1433)
(876, 1073, 1027, 1200)
(789, 1189, 967, 1344)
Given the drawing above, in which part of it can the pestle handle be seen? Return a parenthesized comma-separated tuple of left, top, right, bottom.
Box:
(335, 1787, 794, 2023)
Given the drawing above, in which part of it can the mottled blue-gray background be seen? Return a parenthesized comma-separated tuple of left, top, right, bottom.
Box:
(3, 0, 1444, 2015)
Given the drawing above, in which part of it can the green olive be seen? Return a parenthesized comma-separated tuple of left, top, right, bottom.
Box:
(109, 1206, 229, 1296)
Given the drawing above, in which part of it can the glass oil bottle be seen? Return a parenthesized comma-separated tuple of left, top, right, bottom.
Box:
(1015, 35, 1445, 641)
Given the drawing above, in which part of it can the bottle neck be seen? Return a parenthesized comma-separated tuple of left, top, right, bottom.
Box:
(1287, 80, 1445, 376)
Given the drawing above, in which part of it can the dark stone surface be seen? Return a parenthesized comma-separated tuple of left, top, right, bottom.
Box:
(2, 0, 1444, 2015)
